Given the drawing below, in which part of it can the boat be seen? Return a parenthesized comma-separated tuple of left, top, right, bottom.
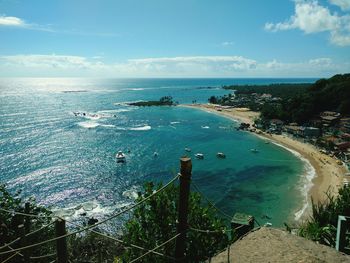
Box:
(153, 152, 159, 157)
(250, 149, 259, 153)
(216, 152, 226, 158)
(116, 151, 126, 163)
(195, 153, 204, 159)
(185, 148, 191, 152)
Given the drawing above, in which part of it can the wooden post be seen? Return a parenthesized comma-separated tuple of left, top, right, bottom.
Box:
(55, 219, 68, 263)
(174, 157, 192, 262)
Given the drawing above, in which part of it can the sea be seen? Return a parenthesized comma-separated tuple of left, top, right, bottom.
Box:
(0, 78, 317, 229)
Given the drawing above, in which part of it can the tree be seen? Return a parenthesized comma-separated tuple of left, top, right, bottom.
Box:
(208, 96, 218, 104)
(121, 182, 229, 262)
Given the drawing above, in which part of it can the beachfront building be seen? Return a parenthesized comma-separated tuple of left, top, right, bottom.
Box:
(284, 125, 320, 138)
(320, 111, 341, 127)
(303, 127, 321, 138)
(340, 117, 350, 133)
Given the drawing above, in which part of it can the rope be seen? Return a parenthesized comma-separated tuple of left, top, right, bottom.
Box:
(0, 208, 53, 219)
(0, 220, 55, 252)
(65, 219, 175, 260)
(0, 174, 179, 256)
(191, 182, 232, 220)
(6, 246, 23, 257)
(0, 238, 20, 251)
(129, 233, 180, 263)
(189, 227, 229, 234)
(0, 251, 20, 263)
(25, 220, 57, 238)
(189, 224, 246, 234)
(30, 252, 56, 260)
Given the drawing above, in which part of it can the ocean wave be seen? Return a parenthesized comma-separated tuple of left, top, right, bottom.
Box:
(122, 185, 141, 200)
(98, 109, 133, 115)
(0, 112, 28, 117)
(51, 200, 131, 221)
(122, 88, 145, 91)
(129, 125, 151, 131)
(77, 121, 100, 129)
(100, 124, 116, 128)
(269, 141, 315, 221)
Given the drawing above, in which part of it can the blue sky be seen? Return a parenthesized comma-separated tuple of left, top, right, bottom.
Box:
(0, 0, 350, 77)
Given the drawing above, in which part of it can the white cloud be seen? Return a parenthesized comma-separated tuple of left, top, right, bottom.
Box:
(329, 0, 350, 11)
(264, 0, 350, 46)
(221, 41, 234, 46)
(0, 15, 26, 27)
(1, 54, 349, 78)
(1, 54, 106, 69)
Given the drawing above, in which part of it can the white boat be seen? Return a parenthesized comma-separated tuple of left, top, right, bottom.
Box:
(250, 148, 259, 153)
(116, 151, 126, 163)
(195, 153, 204, 159)
(153, 152, 159, 157)
(216, 152, 226, 158)
(185, 148, 191, 152)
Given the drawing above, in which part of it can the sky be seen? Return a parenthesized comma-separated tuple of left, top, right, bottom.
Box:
(0, 0, 350, 78)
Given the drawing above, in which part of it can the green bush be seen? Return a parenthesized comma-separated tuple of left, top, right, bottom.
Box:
(121, 182, 229, 262)
(299, 186, 350, 247)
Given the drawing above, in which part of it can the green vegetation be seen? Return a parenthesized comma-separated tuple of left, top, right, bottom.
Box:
(128, 96, 176, 106)
(259, 74, 350, 124)
(121, 182, 229, 262)
(0, 184, 122, 263)
(0, 184, 55, 263)
(299, 185, 350, 248)
(1, 181, 229, 262)
(223, 83, 311, 98)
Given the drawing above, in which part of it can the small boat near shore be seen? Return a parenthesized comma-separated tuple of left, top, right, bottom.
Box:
(250, 149, 259, 153)
(116, 151, 126, 163)
(216, 152, 226, 158)
(185, 148, 191, 152)
(195, 153, 204, 159)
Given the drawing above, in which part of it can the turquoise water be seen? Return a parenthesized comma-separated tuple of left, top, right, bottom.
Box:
(0, 78, 315, 227)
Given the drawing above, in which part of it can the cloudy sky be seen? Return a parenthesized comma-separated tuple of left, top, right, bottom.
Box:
(0, 0, 350, 78)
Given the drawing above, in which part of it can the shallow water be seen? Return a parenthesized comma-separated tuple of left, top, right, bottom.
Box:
(0, 78, 316, 227)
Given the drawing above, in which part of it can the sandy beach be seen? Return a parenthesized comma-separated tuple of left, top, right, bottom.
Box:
(182, 104, 348, 221)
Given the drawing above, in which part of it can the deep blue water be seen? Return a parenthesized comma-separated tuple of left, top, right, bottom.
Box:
(0, 78, 316, 227)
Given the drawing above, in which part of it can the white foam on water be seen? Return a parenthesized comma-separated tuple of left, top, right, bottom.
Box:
(122, 88, 145, 91)
(129, 125, 151, 131)
(97, 108, 135, 115)
(77, 121, 100, 129)
(269, 141, 315, 221)
(122, 186, 141, 200)
(51, 200, 132, 221)
(100, 124, 116, 128)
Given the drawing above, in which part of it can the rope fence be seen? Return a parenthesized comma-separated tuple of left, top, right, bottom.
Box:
(0, 157, 259, 263)
(0, 173, 180, 258)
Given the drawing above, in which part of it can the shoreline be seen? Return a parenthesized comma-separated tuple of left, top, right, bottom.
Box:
(181, 103, 347, 222)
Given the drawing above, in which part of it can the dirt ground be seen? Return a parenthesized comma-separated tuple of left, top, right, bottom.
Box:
(210, 227, 350, 263)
